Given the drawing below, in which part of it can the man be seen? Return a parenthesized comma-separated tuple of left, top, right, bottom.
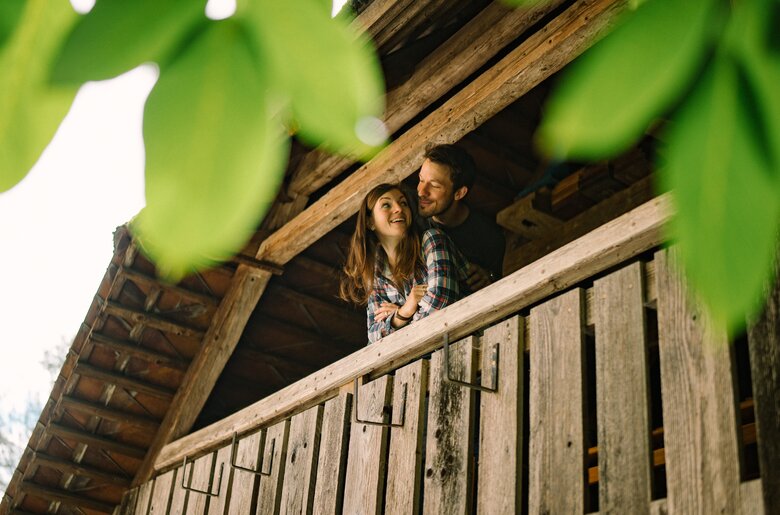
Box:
(417, 144, 505, 291)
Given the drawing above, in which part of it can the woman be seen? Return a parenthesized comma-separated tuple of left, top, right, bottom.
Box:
(340, 183, 469, 343)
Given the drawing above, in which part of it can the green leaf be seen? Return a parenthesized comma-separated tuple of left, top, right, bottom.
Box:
(0, 0, 25, 48)
(537, 0, 719, 160)
(0, 0, 78, 192)
(661, 55, 780, 334)
(241, 0, 386, 160)
(133, 19, 289, 280)
(51, 0, 206, 85)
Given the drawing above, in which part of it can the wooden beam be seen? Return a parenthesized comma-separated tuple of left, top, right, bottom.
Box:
(19, 482, 116, 513)
(288, 0, 566, 197)
(154, 195, 670, 471)
(74, 362, 175, 401)
(132, 266, 274, 484)
(90, 331, 189, 371)
(264, 284, 364, 327)
(47, 423, 147, 460)
(102, 300, 205, 339)
(60, 395, 161, 432)
(32, 452, 131, 487)
(119, 266, 219, 307)
(259, 0, 626, 265)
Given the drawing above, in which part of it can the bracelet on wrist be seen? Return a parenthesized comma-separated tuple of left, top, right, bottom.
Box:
(394, 310, 413, 322)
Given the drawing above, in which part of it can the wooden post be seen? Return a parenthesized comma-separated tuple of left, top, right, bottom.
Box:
(225, 431, 264, 514)
(279, 405, 324, 514)
(594, 262, 652, 513)
(256, 420, 290, 515)
(312, 393, 352, 515)
(529, 289, 586, 514)
(147, 469, 175, 514)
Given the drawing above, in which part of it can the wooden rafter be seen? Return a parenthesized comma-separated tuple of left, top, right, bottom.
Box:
(32, 452, 131, 488)
(47, 424, 147, 460)
(89, 332, 189, 371)
(18, 482, 115, 513)
(74, 363, 175, 401)
(102, 301, 205, 339)
(60, 396, 160, 432)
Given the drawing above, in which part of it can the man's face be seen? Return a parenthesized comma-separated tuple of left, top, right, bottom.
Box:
(417, 159, 456, 218)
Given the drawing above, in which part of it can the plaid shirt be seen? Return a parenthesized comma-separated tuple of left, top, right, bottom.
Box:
(367, 228, 469, 344)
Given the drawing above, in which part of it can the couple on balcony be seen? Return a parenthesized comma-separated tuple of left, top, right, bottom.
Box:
(340, 144, 505, 344)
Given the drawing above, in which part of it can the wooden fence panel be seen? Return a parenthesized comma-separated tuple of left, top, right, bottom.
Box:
(279, 405, 324, 515)
(655, 249, 741, 514)
(423, 337, 475, 514)
(186, 451, 217, 514)
(312, 393, 352, 515)
(343, 375, 392, 514)
(477, 316, 524, 514)
(594, 262, 652, 513)
(148, 468, 176, 514)
(748, 253, 780, 515)
(385, 359, 429, 514)
(118, 487, 138, 515)
(133, 479, 154, 515)
(206, 444, 233, 514)
(256, 420, 290, 515)
(168, 463, 190, 513)
(529, 288, 586, 514)
(227, 431, 264, 514)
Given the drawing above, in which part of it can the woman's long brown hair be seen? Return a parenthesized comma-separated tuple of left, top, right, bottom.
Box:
(340, 183, 422, 305)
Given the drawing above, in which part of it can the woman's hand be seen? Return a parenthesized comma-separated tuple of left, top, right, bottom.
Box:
(374, 302, 401, 323)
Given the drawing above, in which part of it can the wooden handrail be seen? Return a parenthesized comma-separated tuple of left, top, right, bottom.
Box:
(154, 195, 671, 472)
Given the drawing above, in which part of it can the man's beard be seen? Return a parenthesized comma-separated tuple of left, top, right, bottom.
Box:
(419, 195, 453, 219)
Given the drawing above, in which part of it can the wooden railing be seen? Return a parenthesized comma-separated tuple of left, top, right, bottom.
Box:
(118, 195, 774, 514)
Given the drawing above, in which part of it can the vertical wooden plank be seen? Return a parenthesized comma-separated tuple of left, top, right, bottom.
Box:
(206, 444, 234, 515)
(133, 479, 154, 515)
(528, 288, 586, 514)
(423, 337, 475, 514)
(118, 487, 139, 515)
(227, 431, 264, 515)
(747, 255, 780, 515)
(477, 316, 524, 514)
(187, 452, 217, 515)
(279, 404, 324, 515)
(594, 262, 652, 513)
(168, 463, 190, 514)
(343, 375, 392, 515)
(256, 420, 290, 515)
(148, 469, 176, 514)
(312, 393, 352, 515)
(655, 249, 741, 514)
(385, 359, 429, 514)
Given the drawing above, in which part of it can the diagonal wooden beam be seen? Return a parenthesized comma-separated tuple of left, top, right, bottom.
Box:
(32, 452, 131, 487)
(19, 482, 116, 513)
(258, 0, 626, 266)
(74, 363, 175, 401)
(60, 395, 161, 432)
(90, 331, 189, 371)
(102, 300, 205, 339)
(119, 266, 219, 307)
(47, 424, 147, 460)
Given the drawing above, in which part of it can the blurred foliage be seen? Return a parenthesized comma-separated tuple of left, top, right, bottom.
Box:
(0, 0, 385, 280)
(537, 0, 780, 335)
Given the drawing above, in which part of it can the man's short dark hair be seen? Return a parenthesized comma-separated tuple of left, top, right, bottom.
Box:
(423, 144, 477, 190)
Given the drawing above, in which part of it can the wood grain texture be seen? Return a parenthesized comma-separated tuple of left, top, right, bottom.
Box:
(593, 262, 652, 513)
(312, 393, 352, 515)
(206, 444, 233, 515)
(423, 338, 475, 514)
(529, 288, 586, 514)
(148, 469, 175, 514)
(343, 375, 392, 515)
(747, 253, 780, 515)
(156, 196, 670, 473)
(168, 464, 190, 514)
(186, 452, 216, 515)
(226, 431, 264, 515)
(655, 249, 741, 514)
(118, 487, 138, 515)
(279, 405, 323, 515)
(477, 317, 524, 515)
(133, 480, 153, 515)
(256, 420, 290, 515)
(385, 359, 429, 514)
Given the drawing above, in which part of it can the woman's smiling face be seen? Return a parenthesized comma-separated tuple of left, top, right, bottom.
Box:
(370, 188, 412, 240)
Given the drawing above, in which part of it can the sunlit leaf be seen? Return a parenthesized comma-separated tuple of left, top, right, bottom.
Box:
(537, 0, 719, 160)
(661, 55, 780, 334)
(51, 0, 206, 85)
(133, 19, 288, 280)
(0, 0, 77, 192)
(0, 0, 25, 48)
(241, 0, 386, 160)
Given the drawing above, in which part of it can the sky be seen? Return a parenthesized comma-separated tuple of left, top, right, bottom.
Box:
(0, 0, 349, 439)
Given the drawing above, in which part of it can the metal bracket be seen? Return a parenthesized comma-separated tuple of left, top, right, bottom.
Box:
(181, 455, 224, 497)
(228, 433, 275, 476)
(442, 333, 499, 393)
(353, 378, 407, 427)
